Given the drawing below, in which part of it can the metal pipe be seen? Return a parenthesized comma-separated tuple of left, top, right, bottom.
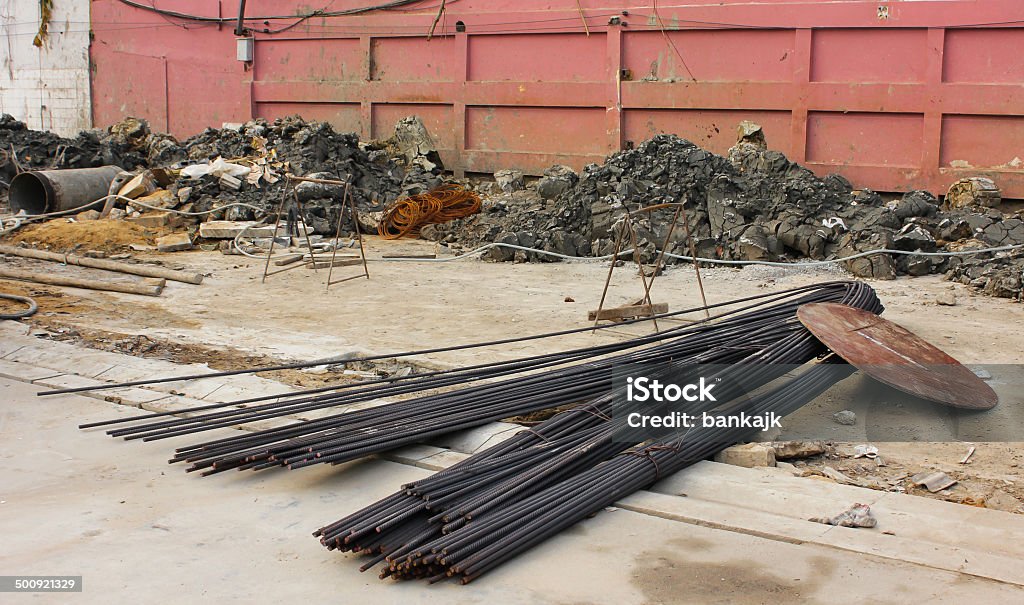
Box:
(234, 0, 248, 36)
(8, 166, 124, 215)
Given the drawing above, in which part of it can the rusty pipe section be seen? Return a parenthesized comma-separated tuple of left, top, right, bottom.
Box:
(8, 166, 124, 215)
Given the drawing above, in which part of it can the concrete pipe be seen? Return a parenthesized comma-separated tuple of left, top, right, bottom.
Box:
(8, 166, 125, 215)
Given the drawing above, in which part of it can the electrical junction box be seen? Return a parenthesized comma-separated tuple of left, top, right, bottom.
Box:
(236, 37, 254, 62)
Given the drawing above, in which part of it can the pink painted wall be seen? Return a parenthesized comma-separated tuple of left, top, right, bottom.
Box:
(90, 1, 1024, 197)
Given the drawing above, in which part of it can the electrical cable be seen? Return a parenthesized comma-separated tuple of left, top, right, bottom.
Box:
(0, 292, 38, 319)
(115, 0, 436, 24)
(372, 241, 1024, 266)
(0, 194, 267, 236)
(378, 185, 481, 239)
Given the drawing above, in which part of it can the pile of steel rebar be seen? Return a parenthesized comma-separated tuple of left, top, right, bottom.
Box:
(77, 280, 882, 584)
(83, 282, 872, 475)
(312, 281, 881, 583)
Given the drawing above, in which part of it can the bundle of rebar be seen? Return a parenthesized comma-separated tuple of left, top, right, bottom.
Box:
(378, 184, 481, 239)
(79, 281, 881, 582)
(84, 282, 872, 481)
(312, 281, 883, 583)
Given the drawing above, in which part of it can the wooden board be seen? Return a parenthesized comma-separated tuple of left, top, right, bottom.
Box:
(588, 302, 668, 322)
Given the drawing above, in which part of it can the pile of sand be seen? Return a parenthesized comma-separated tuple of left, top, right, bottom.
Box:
(5, 219, 160, 253)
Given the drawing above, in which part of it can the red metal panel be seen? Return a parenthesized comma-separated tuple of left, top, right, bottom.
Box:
(811, 29, 928, 83)
(806, 112, 924, 168)
(940, 115, 1024, 168)
(622, 29, 796, 82)
(943, 28, 1024, 83)
(468, 33, 607, 82)
(167, 60, 250, 135)
(372, 37, 456, 82)
(622, 109, 792, 156)
(255, 102, 362, 134)
(254, 38, 363, 82)
(92, 51, 168, 133)
(89, 1, 1024, 197)
(465, 106, 607, 154)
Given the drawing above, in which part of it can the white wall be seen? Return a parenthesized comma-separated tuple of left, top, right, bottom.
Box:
(0, 0, 91, 136)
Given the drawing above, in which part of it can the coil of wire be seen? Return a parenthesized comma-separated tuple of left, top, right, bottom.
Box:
(377, 184, 481, 240)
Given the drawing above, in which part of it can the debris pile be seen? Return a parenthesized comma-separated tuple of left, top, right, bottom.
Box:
(0, 113, 144, 181)
(3, 113, 1022, 298)
(1, 114, 444, 237)
(426, 125, 1024, 299)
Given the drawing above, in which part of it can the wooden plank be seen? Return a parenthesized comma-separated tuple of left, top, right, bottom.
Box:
(0, 267, 164, 297)
(310, 258, 364, 269)
(272, 253, 305, 266)
(588, 302, 667, 321)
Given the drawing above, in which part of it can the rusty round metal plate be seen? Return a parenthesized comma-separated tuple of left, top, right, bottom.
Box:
(798, 302, 998, 410)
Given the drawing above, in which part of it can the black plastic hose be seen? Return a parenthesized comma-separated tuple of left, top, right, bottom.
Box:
(0, 292, 38, 319)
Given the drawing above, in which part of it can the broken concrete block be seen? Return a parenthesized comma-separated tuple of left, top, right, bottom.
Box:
(536, 165, 578, 200)
(936, 291, 957, 306)
(133, 189, 176, 210)
(128, 212, 174, 229)
(893, 224, 937, 252)
(494, 169, 525, 193)
(714, 443, 776, 468)
(894, 190, 938, 219)
(254, 223, 306, 237)
(735, 120, 767, 149)
(156, 233, 193, 252)
(735, 225, 771, 261)
(946, 177, 1001, 209)
(118, 172, 155, 199)
(198, 220, 259, 239)
(482, 232, 519, 262)
(770, 440, 826, 460)
(75, 210, 101, 221)
(251, 236, 291, 249)
(219, 173, 242, 191)
(833, 410, 856, 425)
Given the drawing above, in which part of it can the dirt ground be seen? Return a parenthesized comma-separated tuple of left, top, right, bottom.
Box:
(2, 230, 1022, 514)
(7, 218, 164, 253)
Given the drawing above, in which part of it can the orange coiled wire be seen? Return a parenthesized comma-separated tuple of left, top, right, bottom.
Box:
(377, 184, 482, 239)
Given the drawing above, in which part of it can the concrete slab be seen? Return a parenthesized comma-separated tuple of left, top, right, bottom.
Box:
(0, 358, 65, 382)
(386, 444, 449, 464)
(32, 372, 104, 391)
(3, 377, 1023, 603)
(630, 460, 1024, 586)
(433, 421, 522, 454)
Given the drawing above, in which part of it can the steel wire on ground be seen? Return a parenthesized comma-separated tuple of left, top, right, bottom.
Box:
(84, 282, 868, 480)
(377, 184, 481, 239)
(313, 282, 883, 583)
(51, 282, 887, 398)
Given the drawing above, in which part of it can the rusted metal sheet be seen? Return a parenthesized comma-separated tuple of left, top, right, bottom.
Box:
(90, 1, 1024, 196)
(797, 302, 998, 410)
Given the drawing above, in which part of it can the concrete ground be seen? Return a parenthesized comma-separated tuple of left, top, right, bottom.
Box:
(6, 236, 1024, 368)
(2, 327, 1024, 603)
(2, 239, 1024, 602)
